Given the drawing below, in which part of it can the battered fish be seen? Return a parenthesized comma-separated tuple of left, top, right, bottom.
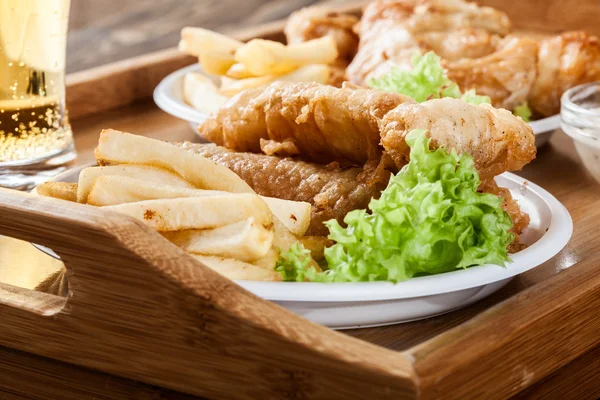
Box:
(199, 82, 535, 177)
(198, 81, 413, 166)
(380, 97, 536, 178)
(178, 143, 390, 236)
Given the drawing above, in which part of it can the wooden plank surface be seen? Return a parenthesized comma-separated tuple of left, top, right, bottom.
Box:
(66, 0, 356, 73)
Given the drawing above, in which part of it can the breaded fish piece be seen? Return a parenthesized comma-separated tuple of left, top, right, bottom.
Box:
(200, 82, 535, 177)
(445, 36, 539, 111)
(347, 0, 511, 85)
(380, 97, 536, 178)
(178, 143, 390, 236)
(529, 31, 600, 117)
(198, 81, 413, 166)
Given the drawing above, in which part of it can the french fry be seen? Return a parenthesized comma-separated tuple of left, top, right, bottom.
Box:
(225, 63, 256, 79)
(183, 72, 229, 114)
(277, 64, 330, 84)
(36, 182, 77, 202)
(252, 248, 279, 270)
(162, 218, 273, 262)
(234, 36, 338, 76)
(88, 176, 312, 236)
(193, 255, 282, 281)
(219, 64, 331, 97)
(260, 195, 311, 237)
(103, 194, 271, 232)
(219, 75, 274, 97)
(179, 27, 243, 75)
(94, 129, 253, 193)
(77, 164, 194, 203)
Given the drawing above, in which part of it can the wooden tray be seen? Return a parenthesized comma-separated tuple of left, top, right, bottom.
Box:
(1, 1, 600, 399)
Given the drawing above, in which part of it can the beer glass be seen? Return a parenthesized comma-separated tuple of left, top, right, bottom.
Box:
(0, 0, 75, 189)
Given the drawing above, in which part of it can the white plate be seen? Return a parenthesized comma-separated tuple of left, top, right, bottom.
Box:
(34, 165, 572, 329)
(153, 64, 561, 147)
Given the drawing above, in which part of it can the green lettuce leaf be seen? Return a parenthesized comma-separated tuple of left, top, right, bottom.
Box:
(277, 129, 514, 283)
(275, 243, 314, 282)
(513, 101, 532, 122)
(368, 52, 491, 105)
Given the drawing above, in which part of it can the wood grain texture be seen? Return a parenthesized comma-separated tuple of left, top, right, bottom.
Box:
(1, 0, 600, 398)
(66, 0, 362, 73)
(64, 0, 367, 120)
(0, 346, 199, 400)
(0, 189, 417, 400)
(479, 0, 600, 37)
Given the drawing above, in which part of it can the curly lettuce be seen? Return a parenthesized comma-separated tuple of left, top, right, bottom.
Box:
(277, 129, 514, 283)
(368, 52, 491, 105)
(513, 101, 532, 122)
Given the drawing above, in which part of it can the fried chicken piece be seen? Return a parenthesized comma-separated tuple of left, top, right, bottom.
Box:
(380, 98, 536, 178)
(346, 0, 511, 85)
(529, 31, 600, 117)
(178, 143, 390, 236)
(284, 6, 360, 86)
(198, 81, 414, 166)
(445, 36, 539, 110)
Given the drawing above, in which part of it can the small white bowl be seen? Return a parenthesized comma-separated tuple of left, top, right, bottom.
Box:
(154, 64, 561, 146)
(560, 82, 600, 183)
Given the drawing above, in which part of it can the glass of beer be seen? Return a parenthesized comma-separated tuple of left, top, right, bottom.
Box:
(0, 0, 75, 190)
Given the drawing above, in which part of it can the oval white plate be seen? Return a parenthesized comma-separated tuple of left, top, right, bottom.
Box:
(35, 166, 571, 329)
(153, 64, 561, 147)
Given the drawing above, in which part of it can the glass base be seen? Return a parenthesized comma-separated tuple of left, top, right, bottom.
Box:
(0, 145, 77, 191)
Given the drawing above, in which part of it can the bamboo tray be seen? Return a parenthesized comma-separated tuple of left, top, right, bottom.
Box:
(1, 1, 600, 399)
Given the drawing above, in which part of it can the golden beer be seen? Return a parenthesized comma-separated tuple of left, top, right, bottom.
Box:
(0, 0, 74, 187)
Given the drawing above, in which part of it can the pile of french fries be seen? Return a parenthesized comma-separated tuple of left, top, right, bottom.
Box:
(36, 129, 323, 281)
(178, 27, 338, 114)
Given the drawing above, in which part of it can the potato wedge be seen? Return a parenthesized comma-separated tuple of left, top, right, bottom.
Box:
(183, 72, 229, 114)
(179, 27, 243, 75)
(77, 164, 194, 203)
(162, 218, 273, 262)
(95, 129, 253, 193)
(193, 255, 282, 281)
(88, 175, 311, 236)
(35, 182, 77, 202)
(235, 36, 338, 76)
(103, 194, 271, 231)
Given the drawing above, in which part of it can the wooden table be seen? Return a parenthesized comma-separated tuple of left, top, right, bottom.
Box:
(1, 0, 600, 398)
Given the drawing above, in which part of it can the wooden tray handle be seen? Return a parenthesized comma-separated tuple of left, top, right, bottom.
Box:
(0, 188, 418, 399)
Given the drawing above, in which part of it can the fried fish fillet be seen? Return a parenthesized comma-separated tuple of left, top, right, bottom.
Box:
(445, 36, 539, 111)
(346, 0, 511, 85)
(178, 143, 390, 236)
(199, 82, 535, 177)
(198, 81, 414, 166)
(346, 0, 600, 115)
(380, 97, 536, 178)
(529, 31, 600, 117)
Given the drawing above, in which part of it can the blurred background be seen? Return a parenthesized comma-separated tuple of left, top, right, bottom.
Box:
(67, 0, 355, 73)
